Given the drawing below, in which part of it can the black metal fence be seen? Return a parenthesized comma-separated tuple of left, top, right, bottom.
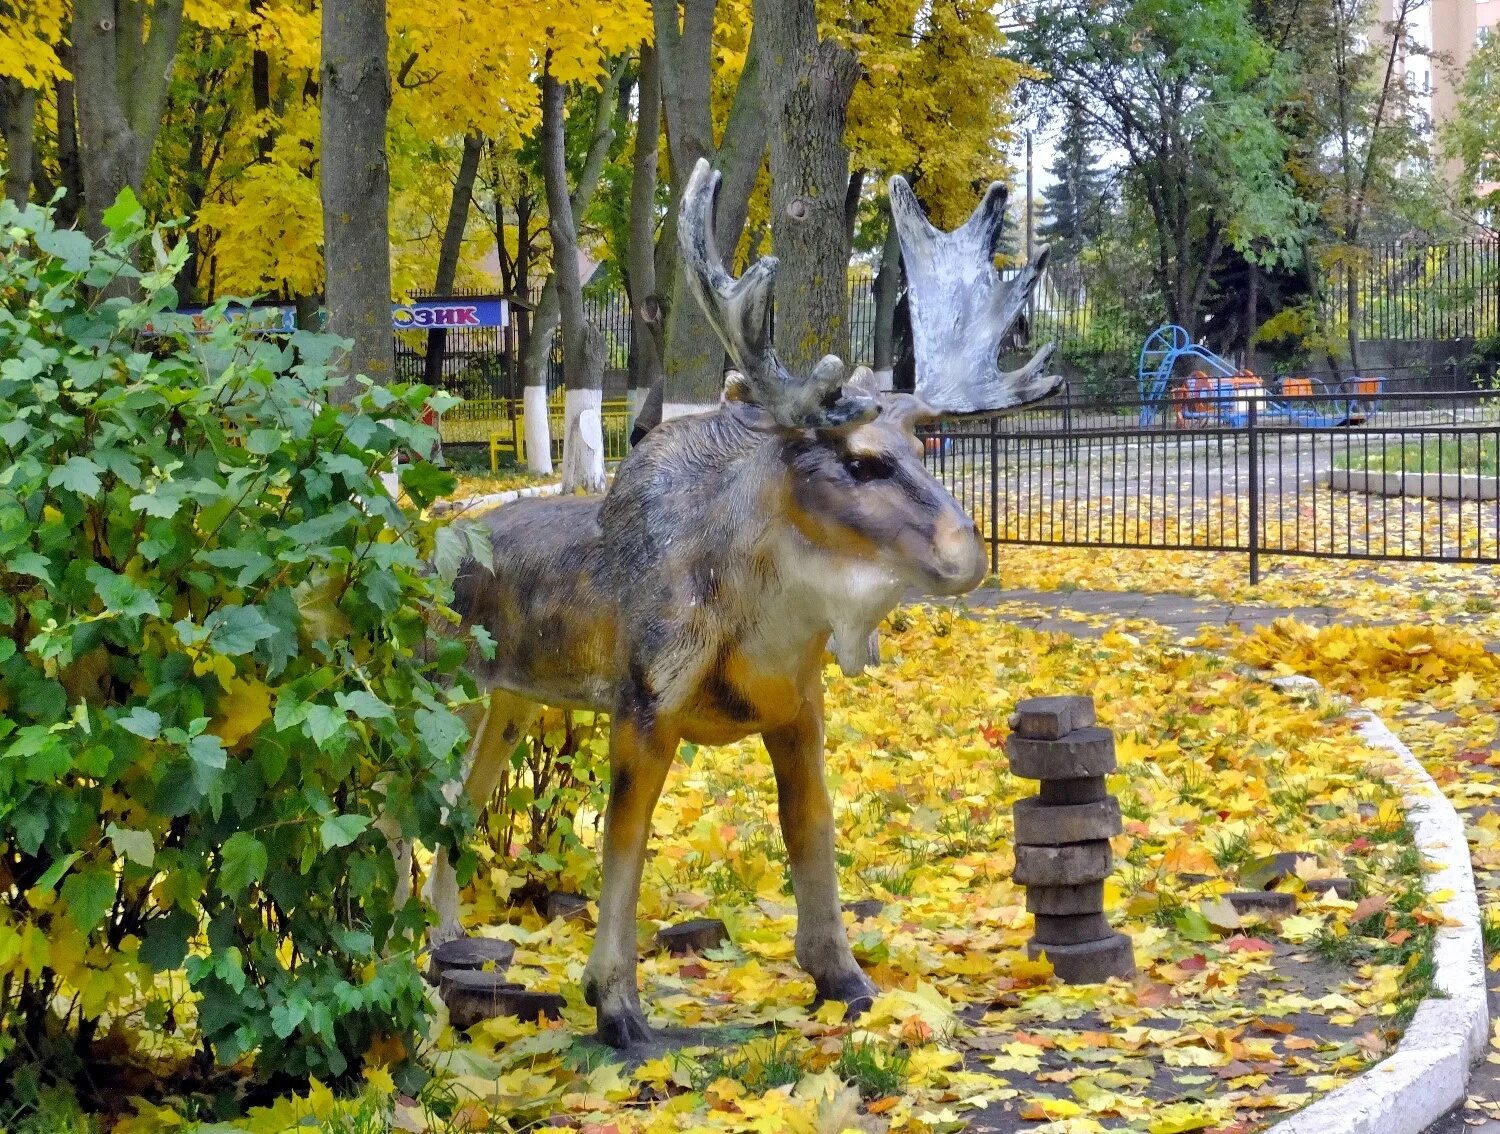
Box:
(1324, 238, 1500, 342)
(922, 388, 1500, 581)
(406, 237, 1498, 404)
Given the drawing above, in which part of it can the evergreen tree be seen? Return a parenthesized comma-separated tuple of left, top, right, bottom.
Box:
(1038, 108, 1109, 259)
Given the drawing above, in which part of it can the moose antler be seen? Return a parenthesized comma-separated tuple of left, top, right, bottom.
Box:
(679, 158, 877, 430)
(890, 175, 1062, 415)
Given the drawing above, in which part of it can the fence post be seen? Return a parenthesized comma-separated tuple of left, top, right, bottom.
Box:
(988, 416, 1000, 577)
(1247, 397, 1261, 586)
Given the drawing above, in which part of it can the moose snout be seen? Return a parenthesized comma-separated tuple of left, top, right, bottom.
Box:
(916, 510, 987, 595)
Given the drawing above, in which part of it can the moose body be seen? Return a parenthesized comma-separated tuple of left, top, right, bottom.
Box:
(421, 159, 1060, 1047)
(438, 396, 984, 1046)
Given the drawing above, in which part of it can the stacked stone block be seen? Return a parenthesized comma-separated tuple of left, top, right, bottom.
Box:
(1008, 695, 1136, 984)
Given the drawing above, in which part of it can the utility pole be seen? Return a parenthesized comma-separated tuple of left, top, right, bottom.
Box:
(1025, 130, 1035, 331)
(1025, 130, 1034, 261)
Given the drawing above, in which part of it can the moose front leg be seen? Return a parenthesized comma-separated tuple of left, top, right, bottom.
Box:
(583, 713, 678, 1047)
(764, 691, 878, 1014)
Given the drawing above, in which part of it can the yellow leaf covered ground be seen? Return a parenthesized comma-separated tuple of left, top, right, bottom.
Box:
(143, 606, 1443, 1134)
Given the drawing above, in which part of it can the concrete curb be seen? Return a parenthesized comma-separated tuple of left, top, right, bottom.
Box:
(430, 481, 564, 516)
(1265, 675, 1488, 1134)
(1325, 468, 1500, 502)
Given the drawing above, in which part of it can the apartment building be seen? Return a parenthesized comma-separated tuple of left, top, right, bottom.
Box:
(1406, 0, 1499, 137)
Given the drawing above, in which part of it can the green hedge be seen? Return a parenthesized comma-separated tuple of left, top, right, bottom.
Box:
(0, 190, 489, 1091)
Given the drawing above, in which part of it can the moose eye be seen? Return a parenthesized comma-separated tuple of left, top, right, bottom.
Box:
(844, 455, 893, 483)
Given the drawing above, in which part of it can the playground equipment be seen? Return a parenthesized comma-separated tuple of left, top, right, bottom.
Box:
(1137, 324, 1383, 429)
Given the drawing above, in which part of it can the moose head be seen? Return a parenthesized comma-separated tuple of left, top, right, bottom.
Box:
(422, 158, 1059, 1048)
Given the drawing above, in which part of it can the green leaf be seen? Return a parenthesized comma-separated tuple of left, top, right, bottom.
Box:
(432, 525, 465, 583)
(415, 706, 467, 763)
(48, 455, 103, 496)
(139, 907, 196, 971)
(62, 865, 118, 932)
(36, 851, 81, 892)
(12, 807, 47, 855)
(7, 551, 52, 579)
(117, 706, 162, 739)
(1172, 908, 1216, 943)
(34, 226, 95, 272)
(87, 564, 161, 619)
(203, 605, 275, 655)
(304, 704, 347, 746)
(102, 186, 144, 234)
(105, 822, 155, 867)
(219, 832, 268, 894)
(335, 690, 395, 720)
(319, 814, 371, 850)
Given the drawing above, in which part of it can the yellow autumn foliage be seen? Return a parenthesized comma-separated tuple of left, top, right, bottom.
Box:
(97, 601, 1446, 1132)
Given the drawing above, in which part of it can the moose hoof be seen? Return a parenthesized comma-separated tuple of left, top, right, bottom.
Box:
(596, 1006, 653, 1049)
(813, 971, 878, 1018)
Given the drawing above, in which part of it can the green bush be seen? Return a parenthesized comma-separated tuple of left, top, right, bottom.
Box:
(0, 191, 488, 1089)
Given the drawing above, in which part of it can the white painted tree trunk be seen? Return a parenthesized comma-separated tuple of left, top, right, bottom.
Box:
(626, 386, 645, 433)
(561, 387, 606, 494)
(523, 384, 553, 474)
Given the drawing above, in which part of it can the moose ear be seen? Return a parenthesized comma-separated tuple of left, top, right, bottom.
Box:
(846, 365, 880, 399)
(721, 368, 753, 404)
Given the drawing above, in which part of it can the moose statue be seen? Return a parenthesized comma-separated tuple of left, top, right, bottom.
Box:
(430, 160, 1059, 1047)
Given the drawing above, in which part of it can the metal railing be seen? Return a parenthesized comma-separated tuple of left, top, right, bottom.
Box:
(921, 389, 1500, 581)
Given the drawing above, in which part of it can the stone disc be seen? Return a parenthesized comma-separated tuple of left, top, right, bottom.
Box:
(1013, 841, 1114, 887)
(1008, 727, 1117, 780)
(426, 935, 516, 983)
(1039, 778, 1108, 805)
(1012, 796, 1122, 846)
(1025, 881, 1105, 916)
(1009, 696, 1096, 740)
(1031, 911, 1113, 945)
(1027, 932, 1136, 984)
(655, 918, 730, 955)
(438, 969, 565, 1029)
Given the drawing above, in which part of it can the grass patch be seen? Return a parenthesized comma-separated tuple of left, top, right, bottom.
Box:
(1336, 435, 1499, 475)
(694, 1030, 805, 1093)
(1304, 814, 1436, 1030)
(1482, 910, 1500, 957)
(834, 1038, 911, 1099)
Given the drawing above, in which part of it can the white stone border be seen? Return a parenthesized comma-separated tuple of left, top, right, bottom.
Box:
(1325, 468, 1500, 502)
(1265, 675, 1488, 1134)
(430, 481, 563, 516)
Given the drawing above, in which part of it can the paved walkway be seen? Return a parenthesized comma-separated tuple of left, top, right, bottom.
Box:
(929, 585, 1352, 639)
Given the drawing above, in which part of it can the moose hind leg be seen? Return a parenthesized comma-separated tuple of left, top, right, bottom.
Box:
(583, 713, 677, 1048)
(764, 691, 878, 1014)
(426, 691, 540, 943)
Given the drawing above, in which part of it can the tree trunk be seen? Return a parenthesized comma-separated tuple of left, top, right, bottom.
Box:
(647, 0, 768, 422)
(424, 131, 484, 390)
(0, 79, 35, 206)
(53, 46, 83, 227)
(871, 215, 902, 389)
(71, 0, 185, 239)
(758, 0, 859, 374)
(626, 43, 662, 433)
(520, 63, 624, 471)
(541, 66, 605, 493)
(562, 326, 608, 492)
(320, 0, 395, 400)
(1346, 265, 1362, 375)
